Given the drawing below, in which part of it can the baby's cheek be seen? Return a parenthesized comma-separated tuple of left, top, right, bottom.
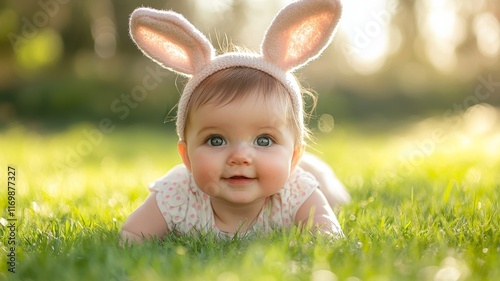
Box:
(191, 158, 221, 194)
(202, 170, 222, 195)
(259, 157, 290, 190)
(191, 151, 213, 174)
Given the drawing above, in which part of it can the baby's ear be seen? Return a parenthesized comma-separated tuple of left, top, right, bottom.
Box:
(261, 0, 342, 72)
(129, 7, 215, 76)
(177, 141, 191, 171)
(291, 143, 306, 171)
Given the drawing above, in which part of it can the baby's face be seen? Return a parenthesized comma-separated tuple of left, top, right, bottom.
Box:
(179, 92, 303, 207)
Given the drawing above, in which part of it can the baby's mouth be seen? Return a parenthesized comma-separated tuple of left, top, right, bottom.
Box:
(230, 176, 250, 180)
(224, 175, 255, 185)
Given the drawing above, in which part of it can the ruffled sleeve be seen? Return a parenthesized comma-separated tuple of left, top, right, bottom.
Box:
(148, 164, 208, 232)
(266, 167, 319, 228)
(286, 167, 319, 220)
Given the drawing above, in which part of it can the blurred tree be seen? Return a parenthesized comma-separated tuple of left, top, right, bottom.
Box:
(0, 0, 499, 127)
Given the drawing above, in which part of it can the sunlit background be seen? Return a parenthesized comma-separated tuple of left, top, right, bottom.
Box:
(1, 3, 499, 280)
(0, 0, 499, 130)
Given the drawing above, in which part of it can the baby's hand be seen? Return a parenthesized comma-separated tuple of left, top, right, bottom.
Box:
(120, 192, 168, 245)
(295, 189, 344, 237)
(119, 230, 144, 246)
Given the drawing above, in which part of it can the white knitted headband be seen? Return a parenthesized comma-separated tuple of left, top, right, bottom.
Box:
(129, 0, 342, 140)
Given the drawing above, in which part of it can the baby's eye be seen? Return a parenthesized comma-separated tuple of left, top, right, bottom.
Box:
(254, 136, 273, 147)
(208, 136, 226, 146)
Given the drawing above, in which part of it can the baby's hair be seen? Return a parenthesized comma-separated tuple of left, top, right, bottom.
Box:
(213, 32, 248, 54)
(185, 66, 316, 146)
(301, 86, 319, 142)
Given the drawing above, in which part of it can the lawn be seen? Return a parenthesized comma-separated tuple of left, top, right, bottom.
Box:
(1, 115, 499, 281)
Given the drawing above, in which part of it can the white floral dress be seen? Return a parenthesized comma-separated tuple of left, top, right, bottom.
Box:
(149, 165, 332, 236)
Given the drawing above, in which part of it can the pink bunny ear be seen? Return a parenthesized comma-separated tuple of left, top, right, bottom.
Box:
(261, 0, 342, 72)
(129, 7, 215, 76)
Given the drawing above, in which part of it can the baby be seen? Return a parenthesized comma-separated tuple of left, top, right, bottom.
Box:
(121, 0, 349, 243)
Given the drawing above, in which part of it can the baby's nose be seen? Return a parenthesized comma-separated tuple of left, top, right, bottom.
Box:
(227, 143, 254, 165)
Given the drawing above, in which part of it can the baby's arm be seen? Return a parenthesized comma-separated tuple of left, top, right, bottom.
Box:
(295, 189, 343, 236)
(298, 152, 350, 208)
(120, 192, 168, 245)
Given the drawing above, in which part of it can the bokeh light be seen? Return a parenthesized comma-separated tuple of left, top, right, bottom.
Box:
(15, 28, 63, 70)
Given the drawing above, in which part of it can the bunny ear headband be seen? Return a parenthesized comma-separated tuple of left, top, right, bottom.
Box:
(129, 0, 342, 140)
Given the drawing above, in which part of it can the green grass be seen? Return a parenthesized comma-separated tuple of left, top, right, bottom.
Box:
(0, 119, 499, 281)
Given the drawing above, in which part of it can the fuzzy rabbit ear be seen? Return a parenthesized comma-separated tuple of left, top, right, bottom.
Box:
(262, 0, 342, 72)
(129, 7, 215, 76)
